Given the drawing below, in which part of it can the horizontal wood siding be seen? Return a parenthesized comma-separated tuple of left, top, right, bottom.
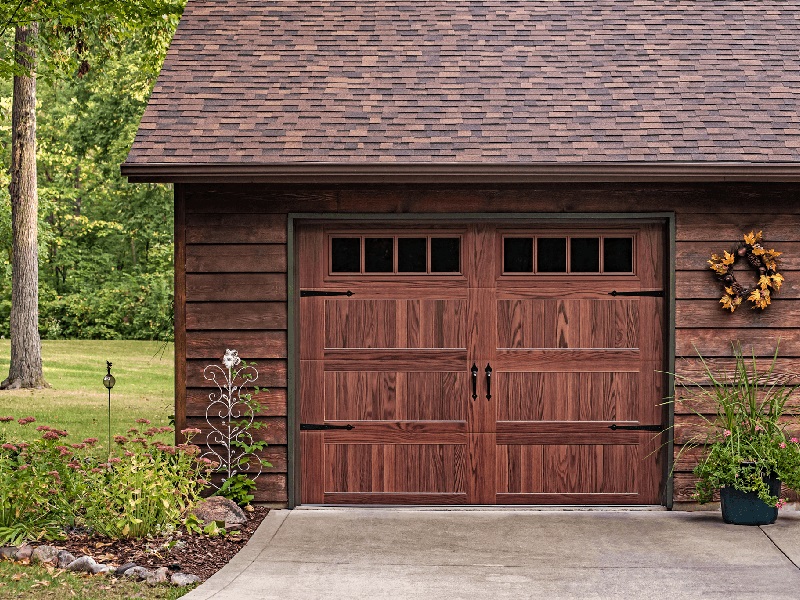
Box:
(180, 182, 800, 506)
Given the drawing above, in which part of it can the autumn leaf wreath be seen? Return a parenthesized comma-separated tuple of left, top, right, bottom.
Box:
(708, 231, 784, 312)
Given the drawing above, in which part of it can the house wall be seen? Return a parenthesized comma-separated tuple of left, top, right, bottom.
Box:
(177, 182, 800, 505)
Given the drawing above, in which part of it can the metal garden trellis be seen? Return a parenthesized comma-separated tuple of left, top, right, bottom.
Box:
(201, 349, 263, 489)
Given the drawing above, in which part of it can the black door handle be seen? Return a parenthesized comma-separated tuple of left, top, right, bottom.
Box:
(471, 363, 478, 400)
(485, 363, 492, 400)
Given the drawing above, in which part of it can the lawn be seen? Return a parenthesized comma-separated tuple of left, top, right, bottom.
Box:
(0, 340, 174, 446)
(0, 561, 191, 599)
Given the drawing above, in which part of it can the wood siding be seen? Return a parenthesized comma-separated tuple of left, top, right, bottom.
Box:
(180, 182, 800, 505)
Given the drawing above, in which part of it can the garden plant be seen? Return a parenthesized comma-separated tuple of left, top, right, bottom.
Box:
(677, 346, 800, 508)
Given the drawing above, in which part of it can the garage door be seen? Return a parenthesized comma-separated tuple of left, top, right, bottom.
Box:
(298, 221, 666, 505)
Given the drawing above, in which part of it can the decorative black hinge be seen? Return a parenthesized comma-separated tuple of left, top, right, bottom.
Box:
(609, 424, 664, 432)
(608, 290, 664, 297)
(300, 423, 355, 431)
(300, 290, 354, 297)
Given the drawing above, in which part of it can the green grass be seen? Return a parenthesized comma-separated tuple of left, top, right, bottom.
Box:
(0, 561, 193, 599)
(0, 340, 174, 447)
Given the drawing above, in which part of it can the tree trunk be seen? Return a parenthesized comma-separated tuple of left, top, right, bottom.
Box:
(2, 23, 48, 390)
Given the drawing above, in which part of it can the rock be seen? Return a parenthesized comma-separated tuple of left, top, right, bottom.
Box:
(115, 562, 137, 576)
(171, 572, 201, 586)
(90, 563, 110, 575)
(57, 551, 76, 569)
(31, 545, 60, 565)
(192, 496, 247, 528)
(0, 546, 17, 560)
(146, 566, 170, 585)
(66, 556, 97, 573)
(15, 544, 33, 560)
(123, 566, 152, 581)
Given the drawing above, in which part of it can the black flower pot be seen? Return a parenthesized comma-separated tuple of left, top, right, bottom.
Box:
(720, 476, 781, 526)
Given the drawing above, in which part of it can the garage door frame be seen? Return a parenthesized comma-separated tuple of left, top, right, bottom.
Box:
(287, 212, 676, 508)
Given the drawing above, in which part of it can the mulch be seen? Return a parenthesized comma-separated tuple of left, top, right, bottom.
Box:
(51, 506, 270, 581)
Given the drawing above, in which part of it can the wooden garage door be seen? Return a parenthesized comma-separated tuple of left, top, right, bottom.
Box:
(298, 222, 666, 505)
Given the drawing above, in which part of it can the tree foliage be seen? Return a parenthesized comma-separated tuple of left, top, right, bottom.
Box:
(1, 1, 184, 341)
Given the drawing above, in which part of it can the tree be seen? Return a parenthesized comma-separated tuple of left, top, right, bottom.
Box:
(0, 1, 184, 388)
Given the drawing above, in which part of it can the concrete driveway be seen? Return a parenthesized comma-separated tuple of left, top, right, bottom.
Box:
(183, 508, 800, 600)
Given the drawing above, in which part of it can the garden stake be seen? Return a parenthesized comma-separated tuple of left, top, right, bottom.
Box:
(103, 361, 116, 458)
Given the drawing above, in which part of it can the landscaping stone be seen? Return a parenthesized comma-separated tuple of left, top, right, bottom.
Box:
(171, 572, 201, 586)
(146, 566, 170, 585)
(115, 562, 137, 576)
(90, 563, 111, 575)
(123, 566, 152, 581)
(57, 550, 76, 569)
(15, 544, 33, 560)
(0, 546, 17, 560)
(192, 496, 247, 529)
(31, 545, 60, 565)
(66, 555, 97, 573)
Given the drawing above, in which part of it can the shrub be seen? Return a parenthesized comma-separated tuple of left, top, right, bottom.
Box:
(0, 418, 211, 543)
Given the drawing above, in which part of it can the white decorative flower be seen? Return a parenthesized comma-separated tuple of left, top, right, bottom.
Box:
(222, 349, 241, 369)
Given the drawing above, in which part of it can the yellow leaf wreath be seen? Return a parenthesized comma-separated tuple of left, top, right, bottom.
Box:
(708, 231, 783, 312)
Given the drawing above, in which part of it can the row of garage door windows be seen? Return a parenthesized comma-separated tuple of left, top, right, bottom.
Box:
(330, 235, 634, 275)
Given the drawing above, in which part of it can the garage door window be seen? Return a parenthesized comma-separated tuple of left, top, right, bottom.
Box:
(330, 235, 461, 275)
(502, 235, 633, 274)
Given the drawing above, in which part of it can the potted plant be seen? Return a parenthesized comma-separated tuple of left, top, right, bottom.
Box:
(677, 346, 800, 525)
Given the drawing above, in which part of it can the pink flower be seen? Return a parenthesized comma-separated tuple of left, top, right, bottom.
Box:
(159, 426, 174, 433)
(114, 435, 128, 444)
(723, 430, 731, 437)
(91, 468, 102, 473)
(18, 464, 29, 471)
(36, 425, 51, 432)
(17, 417, 35, 425)
(67, 462, 80, 470)
(0, 416, 14, 422)
(181, 427, 202, 436)
(47, 470, 61, 482)
(792, 438, 799, 444)
(71, 443, 86, 450)
(755, 425, 764, 432)
(780, 442, 787, 449)
(777, 499, 787, 509)
(109, 457, 121, 464)
(124, 451, 134, 457)
(127, 428, 139, 435)
(136, 418, 151, 425)
(82, 438, 98, 446)
(42, 431, 60, 440)
(130, 437, 148, 446)
(1, 443, 17, 451)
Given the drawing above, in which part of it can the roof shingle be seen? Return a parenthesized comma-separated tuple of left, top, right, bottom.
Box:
(125, 0, 800, 165)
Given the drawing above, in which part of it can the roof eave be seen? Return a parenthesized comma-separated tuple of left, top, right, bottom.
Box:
(120, 162, 800, 184)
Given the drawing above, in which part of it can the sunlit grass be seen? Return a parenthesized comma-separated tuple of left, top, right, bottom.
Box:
(0, 340, 174, 448)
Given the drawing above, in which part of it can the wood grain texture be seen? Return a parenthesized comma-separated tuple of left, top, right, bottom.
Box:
(174, 184, 187, 439)
(676, 270, 800, 299)
(201, 445, 287, 472)
(186, 244, 287, 273)
(676, 213, 800, 242)
(186, 302, 287, 330)
(496, 493, 638, 504)
(322, 493, 467, 505)
(186, 330, 286, 359)
(186, 213, 287, 244)
(326, 444, 466, 493)
(186, 387, 287, 417)
(676, 241, 800, 270)
(676, 328, 800, 357)
(677, 300, 800, 328)
(674, 358, 800, 385)
(323, 349, 467, 371)
(496, 349, 641, 372)
(187, 359, 286, 387)
(185, 416, 288, 445)
(186, 273, 286, 301)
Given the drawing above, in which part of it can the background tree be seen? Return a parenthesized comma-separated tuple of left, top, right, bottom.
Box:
(0, 1, 184, 388)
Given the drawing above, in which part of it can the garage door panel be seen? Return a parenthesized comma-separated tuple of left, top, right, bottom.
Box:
(496, 372, 639, 421)
(323, 349, 467, 371)
(497, 444, 639, 494)
(495, 349, 641, 372)
(326, 444, 467, 493)
(324, 421, 466, 444)
(497, 299, 639, 349)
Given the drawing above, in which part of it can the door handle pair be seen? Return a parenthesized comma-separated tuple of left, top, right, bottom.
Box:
(471, 363, 492, 401)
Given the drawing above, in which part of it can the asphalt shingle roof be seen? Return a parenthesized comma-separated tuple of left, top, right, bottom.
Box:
(125, 0, 800, 166)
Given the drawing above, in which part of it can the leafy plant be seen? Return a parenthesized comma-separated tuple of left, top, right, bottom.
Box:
(676, 346, 800, 507)
(216, 474, 257, 506)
